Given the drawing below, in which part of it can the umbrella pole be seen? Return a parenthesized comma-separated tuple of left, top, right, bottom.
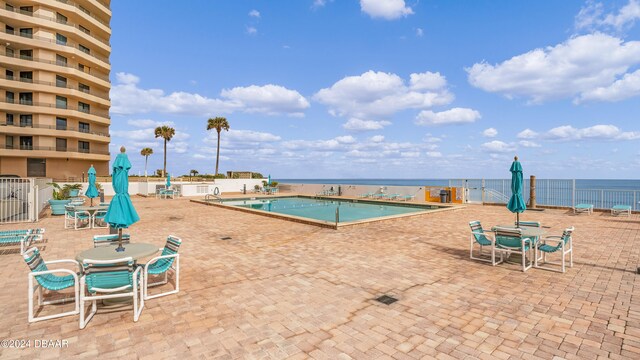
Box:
(516, 213, 520, 228)
(115, 228, 125, 252)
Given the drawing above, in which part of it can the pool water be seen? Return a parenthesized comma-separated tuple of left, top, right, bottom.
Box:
(221, 196, 434, 223)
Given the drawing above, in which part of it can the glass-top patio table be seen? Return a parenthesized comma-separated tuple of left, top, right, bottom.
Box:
(76, 243, 158, 262)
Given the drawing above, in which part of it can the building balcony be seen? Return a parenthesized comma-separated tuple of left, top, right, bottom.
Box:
(0, 28, 110, 70)
(0, 122, 110, 142)
(0, 52, 109, 86)
(0, 75, 110, 105)
(0, 144, 110, 160)
(49, 0, 111, 34)
(0, 5, 111, 51)
(1, 100, 110, 124)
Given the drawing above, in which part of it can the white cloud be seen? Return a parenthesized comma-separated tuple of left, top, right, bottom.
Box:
(246, 26, 257, 35)
(342, 118, 392, 131)
(335, 135, 356, 144)
(416, 28, 424, 37)
(315, 70, 453, 120)
(466, 33, 640, 103)
(576, 0, 640, 31)
(415, 108, 481, 126)
(481, 140, 516, 153)
(577, 68, 640, 103)
(221, 85, 310, 116)
(224, 130, 281, 143)
(370, 135, 385, 142)
(111, 119, 190, 155)
(426, 151, 442, 157)
(360, 0, 413, 20)
(127, 119, 173, 128)
(518, 124, 640, 141)
(249, 9, 260, 18)
(483, 128, 498, 137)
(409, 72, 447, 91)
(545, 124, 640, 141)
(519, 140, 541, 148)
(401, 151, 420, 158)
(517, 129, 538, 139)
(312, 0, 331, 8)
(111, 73, 309, 117)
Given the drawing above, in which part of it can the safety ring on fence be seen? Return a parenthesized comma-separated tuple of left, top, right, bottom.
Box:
(213, 187, 220, 196)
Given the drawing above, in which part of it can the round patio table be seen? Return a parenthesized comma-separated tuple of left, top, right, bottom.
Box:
(76, 243, 159, 263)
(494, 225, 546, 239)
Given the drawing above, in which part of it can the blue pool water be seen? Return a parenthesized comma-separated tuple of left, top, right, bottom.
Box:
(222, 196, 435, 223)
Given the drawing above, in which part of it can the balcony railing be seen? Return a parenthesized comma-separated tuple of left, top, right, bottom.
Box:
(0, 122, 110, 138)
(54, 0, 110, 27)
(3, 144, 110, 155)
(0, 75, 110, 100)
(2, 5, 111, 45)
(2, 28, 110, 65)
(0, 53, 109, 82)
(0, 99, 110, 119)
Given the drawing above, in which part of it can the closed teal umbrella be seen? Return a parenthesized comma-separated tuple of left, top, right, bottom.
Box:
(507, 156, 527, 227)
(85, 165, 99, 206)
(104, 147, 140, 252)
(268, 174, 271, 186)
(166, 173, 171, 188)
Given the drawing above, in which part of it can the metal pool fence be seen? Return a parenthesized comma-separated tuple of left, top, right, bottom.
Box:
(0, 177, 52, 223)
(449, 179, 640, 211)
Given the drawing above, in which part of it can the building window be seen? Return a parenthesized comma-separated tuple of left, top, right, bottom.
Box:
(5, 47, 14, 57)
(56, 117, 67, 130)
(78, 63, 85, 72)
(19, 49, 32, 60)
(56, 75, 67, 88)
(79, 44, 90, 54)
(19, 71, 32, 83)
(19, 6, 33, 14)
(19, 92, 32, 105)
(56, 12, 68, 24)
(19, 28, 33, 38)
(78, 102, 90, 113)
(78, 141, 90, 153)
(5, 4, 14, 11)
(56, 96, 67, 109)
(5, 135, 13, 149)
(6, 114, 14, 125)
(56, 54, 67, 66)
(5, 25, 14, 34)
(5, 69, 13, 80)
(56, 33, 67, 45)
(56, 138, 67, 152)
(19, 115, 32, 127)
(6, 91, 14, 103)
(79, 25, 90, 35)
(79, 122, 90, 133)
(19, 136, 33, 150)
(78, 83, 90, 93)
(78, 5, 90, 15)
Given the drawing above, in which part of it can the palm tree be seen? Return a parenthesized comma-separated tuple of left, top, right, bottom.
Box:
(189, 169, 198, 181)
(206, 117, 230, 175)
(154, 125, 175, 177)
(140, 147, 153, 177)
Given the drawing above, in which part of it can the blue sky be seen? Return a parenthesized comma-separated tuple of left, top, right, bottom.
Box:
(108, 0, 640, 179)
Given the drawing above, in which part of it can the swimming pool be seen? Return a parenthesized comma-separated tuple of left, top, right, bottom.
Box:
(219, 196, 442, 225)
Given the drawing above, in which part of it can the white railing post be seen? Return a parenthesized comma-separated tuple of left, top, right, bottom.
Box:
(33, 185, 39, 222)
(635, 191, 637, 211)
(481, 179, 485, 204)
(572, 179, 576, 208)
(601, 189, 604, 209)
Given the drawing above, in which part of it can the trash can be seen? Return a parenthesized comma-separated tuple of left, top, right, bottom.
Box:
(440, 190, 448, 203)
(99, 190, 105, 203)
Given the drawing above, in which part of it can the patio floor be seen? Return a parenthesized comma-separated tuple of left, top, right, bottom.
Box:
(1, 195, 639, 359)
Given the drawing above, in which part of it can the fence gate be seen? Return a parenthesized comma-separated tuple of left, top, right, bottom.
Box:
(0, 178, 32, 223)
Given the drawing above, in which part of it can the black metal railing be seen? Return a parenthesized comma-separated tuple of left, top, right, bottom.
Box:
(0, 53, 110, 82)
(0, 122, 110, 137)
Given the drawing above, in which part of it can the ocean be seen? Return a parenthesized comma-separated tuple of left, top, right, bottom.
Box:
(277, 179, 640, 190)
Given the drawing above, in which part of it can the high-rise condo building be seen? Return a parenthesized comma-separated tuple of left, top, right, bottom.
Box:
(0, 0, 111, 179)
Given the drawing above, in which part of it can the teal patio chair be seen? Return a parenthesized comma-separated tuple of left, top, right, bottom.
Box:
(494, 227, 534, 272)
(469, 221, 503, 266)
(92, 209, 108, 229)
(611, 205, 631, 216)
(79, 257, 144, 329)
(2, 234, 43, 255)
(23, 247, 80, 323)
(92, 233, 131, 248)
(0, 228, 45, 237)
(574, 204, 593, 215)
(141, 235, 182, 300)
(64, 205, 90, 230)
(534, 226, 574, 273)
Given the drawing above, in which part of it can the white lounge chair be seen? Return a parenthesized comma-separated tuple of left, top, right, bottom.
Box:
(611, 205, 631, 216)
(573, 204, 593, 215)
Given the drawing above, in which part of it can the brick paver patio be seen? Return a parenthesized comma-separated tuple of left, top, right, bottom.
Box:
(1, 195, 639, 359)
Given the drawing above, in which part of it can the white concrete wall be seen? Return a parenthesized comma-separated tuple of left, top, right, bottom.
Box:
(281, 183, 426, 201)
(58, 178, 267, 197)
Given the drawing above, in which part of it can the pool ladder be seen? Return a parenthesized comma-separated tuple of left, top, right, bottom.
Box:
(205, 194, 222, 202)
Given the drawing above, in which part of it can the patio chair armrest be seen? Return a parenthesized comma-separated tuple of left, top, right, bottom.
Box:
(144, 253, 179, 270)
(31, 268, 79, 280)
(521, 237, 533, 245)
(45, 259, 80, 267)
(82, 257, 133, 265)
(544, 235, 563, 239)
(539, 237, 563, 246)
